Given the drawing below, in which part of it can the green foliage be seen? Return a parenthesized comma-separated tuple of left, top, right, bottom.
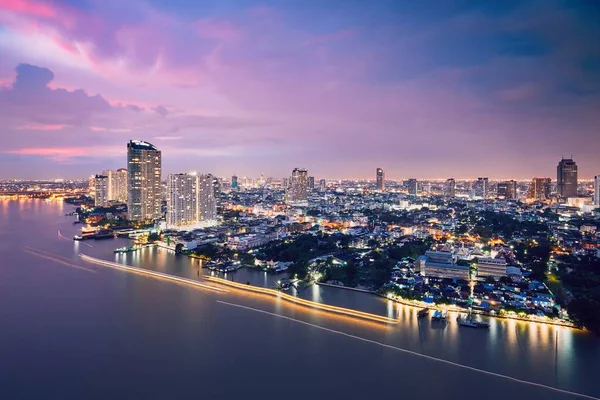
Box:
(559, 256, 600, 335)
(239, 252, 255, 266)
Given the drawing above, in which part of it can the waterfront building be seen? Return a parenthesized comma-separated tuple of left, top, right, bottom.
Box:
(167, 173, 198, 227)
(594, 176, 600, 207)
(94, 175, 109, 207)
(407, 178, 418, 196)
(473, 177, 489, 199)
(102, 169, 128, 203)
(127, 140, 162, 221)
(476, 257, 508, 279)
(288, 168, 308, 205)
(199, 174, 218, 222)
(557, 157, 578, 199)
(416, 250, 469, 280)
(497, 180, 517, 200)
(376, 168, 385, 192)
(231, 175, 238, 190)
(445, 178, 456, 197)
(529, 177, 551, 202)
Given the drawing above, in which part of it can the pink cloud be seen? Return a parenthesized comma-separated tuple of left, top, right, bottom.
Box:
(0, 0, 56, 19)
(196, 19, 242, 41)
(17, 123, 67, 131)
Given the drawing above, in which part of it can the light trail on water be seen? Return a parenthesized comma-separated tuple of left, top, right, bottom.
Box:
(22, 247, 97, 274)
(217, 300, 599, 400)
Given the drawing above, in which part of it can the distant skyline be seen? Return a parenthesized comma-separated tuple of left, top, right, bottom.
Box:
(1, 0, 599, 179)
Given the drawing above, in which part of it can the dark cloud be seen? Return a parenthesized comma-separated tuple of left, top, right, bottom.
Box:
(153, 105, 169, 117)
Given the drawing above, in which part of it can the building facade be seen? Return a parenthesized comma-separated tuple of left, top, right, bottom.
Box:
(319, 179, 326, 192)
(529, 177, 551, 202)
(127, 140, 162, 221)
(94, 175, 109, 207)
(167, 173, 198, 227)
(288, 168, 308, 204)
(376, 167, 385, 192)
(445, 178, 456, 197)
(473, 177, 489, 199)
(557, 158, 578, 198)
(407, 178, 418, 196)
(497, 180, 517, 200)
(594, 176, 600, 207)
(476, 257, 508, 279)
(199, 174, 218, 222)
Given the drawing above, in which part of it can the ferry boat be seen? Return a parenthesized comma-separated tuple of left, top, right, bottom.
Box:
(114, 246, 138, 254)
(457, 314, 489, 329)
(432, 310, 448, 321)
(417, 307, 430, 318)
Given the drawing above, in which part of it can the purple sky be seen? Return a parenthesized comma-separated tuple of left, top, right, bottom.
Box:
(0, 0, 598, 180)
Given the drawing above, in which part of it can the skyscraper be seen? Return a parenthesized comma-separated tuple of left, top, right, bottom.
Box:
(127, 140, 162, 221)
(199, 174, 217, 221)
(289, 168, 308, 204)
(376, 168, 385, 192)
(445, 178, 456, 197)
(94, 175, 109, 207)
(594, 176, 600, 207)
(407, 179, 418, 196)
(473, 177, 489, 199)
(167, 173, 198, 227)
(231, 175, 238, 190)
(497, 180, 517, 200)
(308, 176, 315, 190)
(529, 177, 551, 202)
(319, 179, 326, 192)
(103, 168, 128, 203)
(557, 158, 578, 198)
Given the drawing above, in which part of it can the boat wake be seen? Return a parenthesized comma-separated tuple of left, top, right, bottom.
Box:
(22, 246, 97, 274)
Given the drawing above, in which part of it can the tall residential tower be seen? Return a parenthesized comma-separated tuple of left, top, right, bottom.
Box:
(127, 140, 162, 221)
(557, 157, 578, 198)
(376, 168, 385, 192)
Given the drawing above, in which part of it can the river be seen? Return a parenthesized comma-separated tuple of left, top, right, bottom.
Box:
(1, 199, 599, 400)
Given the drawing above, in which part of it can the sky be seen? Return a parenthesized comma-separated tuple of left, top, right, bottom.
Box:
(0, 0, 598, 180)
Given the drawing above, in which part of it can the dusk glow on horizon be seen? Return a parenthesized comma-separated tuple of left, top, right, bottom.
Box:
(0, 0, 599, 179)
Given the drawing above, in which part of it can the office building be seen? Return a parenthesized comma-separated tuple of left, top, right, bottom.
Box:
(407, 178, 418, 196)
(529, 177, 551, 202)
(476, 257, 508, 279)
(319, 179, 326, 192)
(167, 173, 198, 227)
(199, 174, 217, 221)
(231, 175, 238, 190)
(376, 168, 385, 192)
(94, 175, 109, 207)
(595, 176, 600, 207)
(497, 180, 517, 200)
(288, 168, 308, 204)
(557, 158, 578, 198)
(308, 176, 315, 190)
(445, 178, 456, 197)
(473, 177, 489, 199)
(127, 140, 162, 221)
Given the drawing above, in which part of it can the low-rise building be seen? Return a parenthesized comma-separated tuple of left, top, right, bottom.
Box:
(476, 257, 508, 279)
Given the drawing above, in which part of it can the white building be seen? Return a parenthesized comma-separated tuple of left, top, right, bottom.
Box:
(199, 174, 217, 222)
(94, 175, 109, 207)
(476, 257, 507, 279)
(102, 168, 128, 203)
(595, 175, 600, 207)
(167, 173, 199, 227)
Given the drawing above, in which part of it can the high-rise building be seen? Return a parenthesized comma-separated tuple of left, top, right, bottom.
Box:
(167, 173, 198, 227)
(445, 178, 456, 197)
(127, 140, 162, 221)
(199, 174, 217, 221)
(289, 168, 308, 204)
(497, 180, 517, 200)
(557, 158, 578, 198)
(594, 176, 600, 207)
(102, 169, 128, 203)
(473, 177, 489, 199)
(88, 175, 96, 198)
(529, 177, 551, 202)
(231, 175, 238, 190)
(308, 176, 315, 191)
(376, 168, 385, 192)
(407, 179, 418, 196)
(94, 175, 109, 207)
(319, 179, 326, 192)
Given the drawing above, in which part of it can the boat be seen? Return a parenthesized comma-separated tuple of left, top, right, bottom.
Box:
(93, 229, 114, 240)
(457, 313, 489, 329)
(114, 246, 138, 254)
(432, 310, 447, 321)
(417, 307, 430, 318)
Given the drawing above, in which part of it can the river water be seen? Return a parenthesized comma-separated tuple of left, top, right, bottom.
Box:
(1, 199, 599, 400)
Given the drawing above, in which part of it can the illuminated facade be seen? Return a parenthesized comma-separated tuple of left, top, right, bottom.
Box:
(376, 167, 385, 192)
(557, 158, 578, 198)
(407, 178, 418, 196)
(94, 175, 109, 207)
(102, 168, 128, 203)
(497, 180, 517, 199)
(231, 175, 238, 190)
(473, 177, 489, 199)
(319, 179, 326, 192)
(127, 140, 162, 221)
(167, 173, 198, 227)
(529, 177, 551, 201)
(476, 257, 508, 279)
(288, 168, 308, 204)
(308, 176, 315, 190)
(199, 174, 218, 222)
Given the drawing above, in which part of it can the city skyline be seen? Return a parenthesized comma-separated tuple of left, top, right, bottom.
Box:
(0, 1, 599, 179)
